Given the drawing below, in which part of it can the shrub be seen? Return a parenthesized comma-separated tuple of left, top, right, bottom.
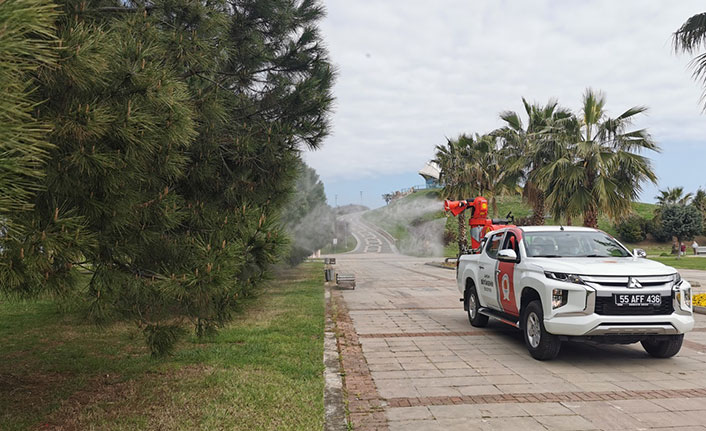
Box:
(616, 215, 647, 243)
(662, 204, 703, 247)
(647, 216, 672, 242)
(443, 216, 457, 245)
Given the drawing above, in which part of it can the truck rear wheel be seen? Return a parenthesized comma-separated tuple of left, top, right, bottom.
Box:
(467, 287, 488, 327)
(522, 300, 561, 360)
(641, 334, 684, 358)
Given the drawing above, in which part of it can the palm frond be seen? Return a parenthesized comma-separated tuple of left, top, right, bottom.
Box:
(673, 12, 706, 54)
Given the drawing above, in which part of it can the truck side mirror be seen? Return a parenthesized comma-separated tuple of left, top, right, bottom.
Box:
(633, 248, 647, 258)
(498, 249, 518, 262)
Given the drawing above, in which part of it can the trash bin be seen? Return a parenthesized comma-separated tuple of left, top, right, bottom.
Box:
(324, 268, 334, 281)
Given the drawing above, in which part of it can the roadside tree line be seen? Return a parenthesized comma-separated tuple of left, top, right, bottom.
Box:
(617, 187, 705, 252)
(435, 88, 659, 251)
(0, 0, 334, 354)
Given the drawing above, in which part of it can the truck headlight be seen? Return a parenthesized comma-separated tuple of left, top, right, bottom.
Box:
(672, 272, 682, 286)
(552, 288, 568, 309)
(544, 271, 585, 285)
(674, 284, 692, 313)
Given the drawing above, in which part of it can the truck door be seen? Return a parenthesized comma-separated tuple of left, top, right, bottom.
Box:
(478, 231, 504, 310)
(497, 231, 520, 316)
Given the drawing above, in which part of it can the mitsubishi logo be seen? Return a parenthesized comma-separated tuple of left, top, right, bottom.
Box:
(627, 277, 642, 289)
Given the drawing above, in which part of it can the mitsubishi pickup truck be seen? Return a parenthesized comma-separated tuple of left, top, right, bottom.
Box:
(457, 226, 694, 360)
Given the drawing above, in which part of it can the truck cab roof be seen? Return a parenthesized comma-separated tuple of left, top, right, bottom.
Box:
(519, 226, 599, 233)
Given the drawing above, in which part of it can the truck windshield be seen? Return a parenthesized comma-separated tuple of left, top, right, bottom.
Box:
(524, 231, 630, 258)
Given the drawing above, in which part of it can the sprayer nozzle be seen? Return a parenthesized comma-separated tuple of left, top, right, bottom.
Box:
(444, 200, 468, 216)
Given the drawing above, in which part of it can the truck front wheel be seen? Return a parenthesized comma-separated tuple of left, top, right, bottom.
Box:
(467, 287, 488, 327)
(641, 335, 684, 358)
(522, 300, 561, 360)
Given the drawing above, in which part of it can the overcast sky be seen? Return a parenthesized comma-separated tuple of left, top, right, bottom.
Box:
(303, 0, 706, 209)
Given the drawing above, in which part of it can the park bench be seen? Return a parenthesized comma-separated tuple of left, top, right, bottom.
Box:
(336, 273, 356, 289)
(696, 246, 706, 255)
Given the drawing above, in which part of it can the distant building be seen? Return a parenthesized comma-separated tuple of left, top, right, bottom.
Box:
(418, 161, 440, 188)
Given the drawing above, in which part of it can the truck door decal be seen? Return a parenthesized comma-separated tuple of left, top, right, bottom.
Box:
(497, 230, 521, 316)
(497, 261, 518, 316)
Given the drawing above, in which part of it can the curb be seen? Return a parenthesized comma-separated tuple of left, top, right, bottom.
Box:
(424, 262, 455, 270)
(324, 288, 348, 431)
(695, 306, 706, 315)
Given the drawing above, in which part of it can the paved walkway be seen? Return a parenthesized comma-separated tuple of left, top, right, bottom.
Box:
(680, 269, 706, 294)
(331, 251, 706, 431)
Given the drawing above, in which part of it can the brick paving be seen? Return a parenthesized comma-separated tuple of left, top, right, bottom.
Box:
(329, 250, 706, 430)
(331, 290, 388, 430)
(359, 330, 485, 338)
(386, 388, 706, 407)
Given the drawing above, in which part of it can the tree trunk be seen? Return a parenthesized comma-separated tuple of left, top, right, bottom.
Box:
(457, 212, 467, 255)
(583, 169, 598, 228)
(491, 196, 498, 218)
(583, 206, 598, 228)
(530, 193, 545, 226)
(566, 215, 572, 226)
(676, 236, 681, 259)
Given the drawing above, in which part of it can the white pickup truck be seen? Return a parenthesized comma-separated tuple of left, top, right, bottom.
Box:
(457, 226, 694, 360)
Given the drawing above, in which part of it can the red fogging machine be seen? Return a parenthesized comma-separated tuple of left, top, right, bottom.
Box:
(444, 197, 515, 252)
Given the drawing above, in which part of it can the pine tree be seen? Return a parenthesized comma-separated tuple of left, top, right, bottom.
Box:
(1, 0, 334, 355)
(0, 0, 58, 295)
(152, 0, 335, 342)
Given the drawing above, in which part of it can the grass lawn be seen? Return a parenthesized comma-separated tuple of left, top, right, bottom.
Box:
(649, 256, 706, 271)
(0, 262, 325, 431)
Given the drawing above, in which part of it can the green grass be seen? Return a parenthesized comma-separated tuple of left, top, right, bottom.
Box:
(649, 256, 706, 271)
(0, 262, 325, 431)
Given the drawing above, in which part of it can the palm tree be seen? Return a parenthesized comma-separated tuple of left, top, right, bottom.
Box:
(435, 137, 473, 252)
(540, 89, 659, 228)
(496, 98, 573, 225)
(435, 133, 512, 253)
(655, 187, 693, 206)
(673, 12, 706, 110)
(470, 133, 516, 218)
(693, 188, 706, 213)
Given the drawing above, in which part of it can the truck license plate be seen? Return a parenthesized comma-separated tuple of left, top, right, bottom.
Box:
(614, 294, 661, 307)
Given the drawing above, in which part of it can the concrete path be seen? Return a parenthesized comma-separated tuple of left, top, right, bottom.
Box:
(331, 251, 706, 431)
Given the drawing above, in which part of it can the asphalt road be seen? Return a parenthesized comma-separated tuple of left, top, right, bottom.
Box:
(340, 212, 398, 254)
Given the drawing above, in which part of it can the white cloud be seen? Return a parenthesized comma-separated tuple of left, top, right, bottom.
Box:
(306, 0, 706, 196)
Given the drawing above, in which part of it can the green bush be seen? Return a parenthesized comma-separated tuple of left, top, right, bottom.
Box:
(616, 215, 647, 243)
(443, 216, 457, 245)
(648, 215, 672, 242)
(662, 204, 703, 244)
